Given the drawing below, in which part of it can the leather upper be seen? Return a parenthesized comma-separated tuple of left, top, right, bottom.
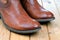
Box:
(21, 0, 54, 19)
(0, 0, 41, 30)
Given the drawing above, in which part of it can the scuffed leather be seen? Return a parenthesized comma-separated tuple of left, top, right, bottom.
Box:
(21, 0, 54, 19)
(0, 0, 40, 30)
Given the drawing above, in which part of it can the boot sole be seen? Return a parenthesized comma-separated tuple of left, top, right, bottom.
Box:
(36, 17, 55, 22)
(0, 14, 41, 34)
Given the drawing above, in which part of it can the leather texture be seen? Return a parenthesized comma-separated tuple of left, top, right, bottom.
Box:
(21, 0, 54, 19)
(0, 0, 41, 30)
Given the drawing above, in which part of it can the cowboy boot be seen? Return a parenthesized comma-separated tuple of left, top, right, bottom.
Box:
(21, 0, 55, 22)
(0, 0, 41, 34)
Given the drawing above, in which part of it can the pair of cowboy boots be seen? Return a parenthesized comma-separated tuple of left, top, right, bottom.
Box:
(0, 0, 55, 34)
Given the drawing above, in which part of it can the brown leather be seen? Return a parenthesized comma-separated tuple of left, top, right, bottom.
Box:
(21, 0, 54, 19)
(0, 0, 41, 30)
(0, 0, 10, 8)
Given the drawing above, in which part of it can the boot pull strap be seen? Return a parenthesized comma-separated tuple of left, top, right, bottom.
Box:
(0, 0, 10, 8)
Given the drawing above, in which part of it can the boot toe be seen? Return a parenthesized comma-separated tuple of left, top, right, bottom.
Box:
(39, 11, 54, 19)
(35, 11, 55, 22)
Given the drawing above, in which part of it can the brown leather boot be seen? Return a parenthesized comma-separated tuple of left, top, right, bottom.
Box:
(21, 0, 55, 22)
(0, 0, 41, 34)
